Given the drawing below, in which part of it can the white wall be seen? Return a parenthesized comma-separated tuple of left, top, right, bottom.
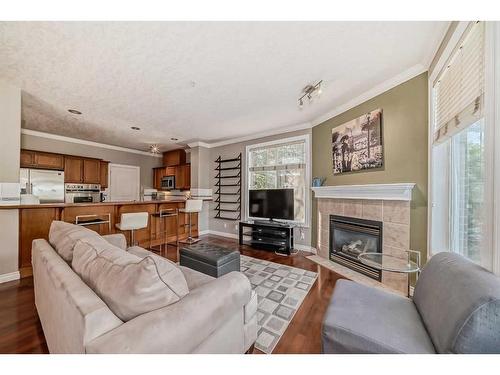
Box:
(0, 82, 21, 280)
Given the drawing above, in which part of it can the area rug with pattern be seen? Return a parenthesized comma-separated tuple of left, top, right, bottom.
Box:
(240, 255, 317, 354)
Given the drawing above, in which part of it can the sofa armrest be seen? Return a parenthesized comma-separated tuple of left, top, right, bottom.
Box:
(85, 271, 252, 353)
(102, 234, 127, 250)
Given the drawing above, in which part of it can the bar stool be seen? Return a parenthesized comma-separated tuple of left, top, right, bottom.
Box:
(179, 199, 203, 244)
(149, 208, 179, 256)
(115, 212, 149, 246)
(75, 213, 112, 233)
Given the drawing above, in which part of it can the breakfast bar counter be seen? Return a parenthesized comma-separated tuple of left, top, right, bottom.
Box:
(12, 199, 198, 277)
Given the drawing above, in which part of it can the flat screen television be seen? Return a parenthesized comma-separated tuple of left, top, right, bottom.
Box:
(248, 188, 294, 221)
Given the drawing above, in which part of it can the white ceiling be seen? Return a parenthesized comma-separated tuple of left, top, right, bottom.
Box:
(0, 22, 448, 151)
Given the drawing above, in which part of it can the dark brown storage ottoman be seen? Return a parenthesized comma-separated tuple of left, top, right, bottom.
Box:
(179, 243, 240, 278)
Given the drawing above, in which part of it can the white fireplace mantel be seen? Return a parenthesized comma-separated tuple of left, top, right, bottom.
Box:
(311, 183, 416, 201)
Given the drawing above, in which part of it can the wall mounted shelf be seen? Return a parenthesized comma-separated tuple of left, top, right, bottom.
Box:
(214, 153, 242, 221)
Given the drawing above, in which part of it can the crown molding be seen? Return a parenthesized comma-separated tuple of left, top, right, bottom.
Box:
(310, 64, 427, 128)
(21, 129, 163, 158)
(423, 21, 453, 71)
(187, 122, 312, 149)
(312, 183, 416, 201)
(187, 141, 212, 148)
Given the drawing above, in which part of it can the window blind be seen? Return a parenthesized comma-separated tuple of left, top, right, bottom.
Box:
(433, 22, 485, 144)
(248, 140, 305, 170)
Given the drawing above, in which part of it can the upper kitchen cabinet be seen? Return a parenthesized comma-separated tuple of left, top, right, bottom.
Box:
(34, 151, 64, 170)
(153, 167, 166, 190)
(20, 149, 64, 170)
(20, 150, 36, 167)
(100, 161, 109, 188)
(83, 159, 101, 184)
(175, 164, 191, 190)
(21, 149, 106, 185)
(64, 156, 101, 183)
(163, 149, 186, 167)
(64, 156, 84, 182)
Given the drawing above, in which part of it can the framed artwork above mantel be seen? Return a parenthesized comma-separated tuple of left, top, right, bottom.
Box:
(331, 108, 383, 175)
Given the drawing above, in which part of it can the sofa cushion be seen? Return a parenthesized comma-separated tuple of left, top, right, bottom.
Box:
(413, 252, 500, 353)
(127, 246, 217, 291)
(72, 237, 189, 321)
(49, 221, 100, 263)
(102, 233, 127, 250)
(322, 280, 435, 354)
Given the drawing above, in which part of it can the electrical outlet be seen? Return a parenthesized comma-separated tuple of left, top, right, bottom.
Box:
(223, 223, 227, 229)
(300, 231, 305, 240)
(234, 224, 238, 231)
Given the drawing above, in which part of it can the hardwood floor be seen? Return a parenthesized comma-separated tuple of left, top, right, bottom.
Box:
(0, 276, 48, 353)
(0, 234, 345, 354)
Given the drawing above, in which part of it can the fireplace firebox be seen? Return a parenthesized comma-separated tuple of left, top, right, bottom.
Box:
(329, 215, 382, 281)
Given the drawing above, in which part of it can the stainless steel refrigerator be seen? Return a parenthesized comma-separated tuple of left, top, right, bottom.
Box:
(20, 168, 65, 203)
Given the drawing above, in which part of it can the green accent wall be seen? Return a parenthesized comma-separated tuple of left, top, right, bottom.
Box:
(312, 72, 429, 260)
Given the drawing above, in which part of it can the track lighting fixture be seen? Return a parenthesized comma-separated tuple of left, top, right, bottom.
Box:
(297, 80, 323, 108)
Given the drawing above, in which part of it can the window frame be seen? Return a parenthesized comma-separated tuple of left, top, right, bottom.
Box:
(244, 134, 311, 227)
(428, 21, 499, 273)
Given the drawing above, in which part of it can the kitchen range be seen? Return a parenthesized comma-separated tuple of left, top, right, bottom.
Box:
(64, 183, 101, 203)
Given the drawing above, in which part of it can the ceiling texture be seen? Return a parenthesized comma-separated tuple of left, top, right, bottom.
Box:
(0, 22, 448, 151)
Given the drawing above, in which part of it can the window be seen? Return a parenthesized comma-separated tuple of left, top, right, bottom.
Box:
(430, 22, 493, 269)
(450, 119, 485, 263)
(246, 135, 309, 224)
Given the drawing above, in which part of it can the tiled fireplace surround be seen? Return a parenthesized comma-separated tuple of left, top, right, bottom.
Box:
(314, 184, 415, 295)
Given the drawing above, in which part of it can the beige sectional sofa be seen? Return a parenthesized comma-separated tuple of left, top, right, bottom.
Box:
(32, 221, 257, 354)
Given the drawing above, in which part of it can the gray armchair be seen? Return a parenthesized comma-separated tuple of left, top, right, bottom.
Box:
(322, 252, 500, 353)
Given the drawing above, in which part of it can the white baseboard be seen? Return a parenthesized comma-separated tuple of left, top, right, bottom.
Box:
(206, 230, 239, 239)
(198, 229, 210, 236)
(0, 271, 20, 284)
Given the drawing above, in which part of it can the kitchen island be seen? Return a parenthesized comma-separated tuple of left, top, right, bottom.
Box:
(2, 199, 197, 278)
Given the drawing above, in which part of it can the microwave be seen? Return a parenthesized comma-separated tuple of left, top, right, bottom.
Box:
(161, 175, 175, 190)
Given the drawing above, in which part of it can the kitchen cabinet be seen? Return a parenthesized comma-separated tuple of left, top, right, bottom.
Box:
(21, 149, 108, 186)
(13, 200, 194, 277)
(100, 161, 109, 188)
(153, 165, 190, 190)
(175, 164, 191, 190)
(153, 167, 166, 190)
(163, 149, 186, 167)
(34, 151, 64, 170)
(20, 149, 64, 170)
(64, 156, 100, 183)
(20, 150, 36, 167)
(83, 159, 101, 183)
(64, 156, 84, 183)
(18, 207, 60, 277)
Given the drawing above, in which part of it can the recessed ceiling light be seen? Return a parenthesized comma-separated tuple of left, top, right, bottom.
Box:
(170, 137, 178, 141)
(68, 109, 82, 115)
(131, 126, 140, 131)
